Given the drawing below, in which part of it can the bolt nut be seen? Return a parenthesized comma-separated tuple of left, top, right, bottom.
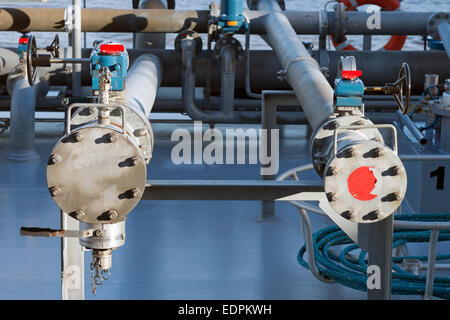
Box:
(74, 132, 83, 142)
(50, 186, 61, 197)
(131, 188, 140, 198)
(394, 192, 402, 201)
(134, 128, 147, 137)
(347, 148, 355, 157)
(75, 210, 85, 219)
(107, 210, 118, 220)
(49, 154, 60, 164)
(327, 167, 337, 176)
(375, 148, 385, 157)
(107, 133, 117, 143)
(94, 230, 103, 237)
(131, 156, 140, 166)
(328, 193, 337, 202)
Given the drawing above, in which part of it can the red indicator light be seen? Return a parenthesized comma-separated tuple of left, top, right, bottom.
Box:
(19, 37, 28, 45)
(99, 43, 125, 54)
(342, 70, 362, 80)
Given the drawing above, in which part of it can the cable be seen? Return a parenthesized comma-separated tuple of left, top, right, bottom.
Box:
(297, 213, 450, 299)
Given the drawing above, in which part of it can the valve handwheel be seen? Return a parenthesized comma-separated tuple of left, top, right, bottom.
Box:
(26, 35, 38, 86)
(386, 63, 411, 114)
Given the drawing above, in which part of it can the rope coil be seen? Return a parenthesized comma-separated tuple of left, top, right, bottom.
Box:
(297, 213, 450, 299)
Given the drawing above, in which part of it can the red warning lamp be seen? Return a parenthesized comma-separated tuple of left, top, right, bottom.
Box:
(99, 43, 125, 55)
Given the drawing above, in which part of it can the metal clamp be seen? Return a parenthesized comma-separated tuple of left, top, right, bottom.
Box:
(278, 56, 321, 81)
(66, 103, 126, 135)
(332, 124, 398, 157)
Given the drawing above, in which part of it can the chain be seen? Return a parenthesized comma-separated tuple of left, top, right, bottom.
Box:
(89, 256, 112, 295)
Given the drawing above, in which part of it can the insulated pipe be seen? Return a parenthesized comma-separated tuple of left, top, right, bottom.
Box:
(8, 75, 48, 162)
(0, 48, 19, 77)
(0, 8, 435, 35)
(264, 11, 334, 130)
(125, 54, 162, 117)
(219, 45, 236, 117)
(135, 0, 166, 49)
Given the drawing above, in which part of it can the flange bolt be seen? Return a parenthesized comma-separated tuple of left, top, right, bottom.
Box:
(107, 133, 117, 143)
(107, 210, 118, 220)
(74, 132, 83, 142)
(50, 186, 61, 197)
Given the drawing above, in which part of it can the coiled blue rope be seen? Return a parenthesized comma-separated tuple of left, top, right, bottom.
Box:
(297, 213, 450, 299)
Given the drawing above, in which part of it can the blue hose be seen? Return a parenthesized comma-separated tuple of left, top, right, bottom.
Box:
(297, 213, 450, 299)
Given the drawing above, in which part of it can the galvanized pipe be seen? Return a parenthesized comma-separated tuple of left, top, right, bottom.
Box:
(72, 0, 82, 97)
(125, 54, 162, 117)
(8, 75, 48, 162)
(0, 8, 435, 35)
(264, 11, 334, 130)
(437, 21, 450, 60)
(396, 110, 428, 145)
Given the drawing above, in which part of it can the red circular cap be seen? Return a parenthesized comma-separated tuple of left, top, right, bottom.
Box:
(347, 166, 378, 201)
(99, 43, 125, 54)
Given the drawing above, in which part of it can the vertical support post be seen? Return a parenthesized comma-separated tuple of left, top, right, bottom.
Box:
(61, 210, 84, 300)
(72, 0, 82, 97)
(359, 215, 394, 300)
(424, 229, 439, 300)
(363, 35, 372, 50)
(260, 95, 276, 220)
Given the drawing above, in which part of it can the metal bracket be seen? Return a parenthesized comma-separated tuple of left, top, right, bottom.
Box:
(332, 124, 398, 157)
(20, 227, 96, 238)
(66, 103, 126, 135)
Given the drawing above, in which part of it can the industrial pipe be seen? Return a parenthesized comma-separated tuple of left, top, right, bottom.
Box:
(38, 49, 450, 91)
(264, 11, 334, 130)
(181, 38, 239, 122)
(0, 8, 435, 35)
(396, 110, 428, 145)
(134, 0, 167, 49)
(125, 54, 162, 117)
(8, 73, 48, 162)
(437, 21, 450, 60)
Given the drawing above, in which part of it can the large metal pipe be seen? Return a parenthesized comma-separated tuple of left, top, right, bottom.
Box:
(437, 21, 450, 60)
(264, 11, 333, 130)
(0, 8, 435, 35)
(31, 49, 450, 91)
(125, 54, 162, 117)
(135, 0, 166, 49)
(8, 75, 48, 162)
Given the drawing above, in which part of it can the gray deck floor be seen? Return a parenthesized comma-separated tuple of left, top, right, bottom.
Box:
(0, 119, 439, 299)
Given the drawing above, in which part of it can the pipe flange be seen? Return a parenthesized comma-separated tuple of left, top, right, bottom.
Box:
(213, 36, 244, 61)
(427, 12, 450, 41)
(47, 125, 146, 224)
(310, 115, 383, 177)
(174, 30, 203, 54)
(323, 140, 407, 224)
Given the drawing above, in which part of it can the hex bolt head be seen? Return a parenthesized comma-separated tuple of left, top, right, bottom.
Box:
(94, 230, 103, 237)
(107, 133, 117, 143)
(74, 132, 83, 142)
(394, 192, 402, 201)
(347, 148, 355, 158)
(49, 154, 60, 164)
(107, 210, 118, 220)
(131, 188, 140, 198)
(328, 193, 337, 202)
(327, 167, 337, 176)
(375, 148, 385, 157)
(394, 166, 403, 176)
(75, 210, 85, 219)
(134, 128, 147, 137)
(131, 156, 140, 166)
(50, 186, 61, 197)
